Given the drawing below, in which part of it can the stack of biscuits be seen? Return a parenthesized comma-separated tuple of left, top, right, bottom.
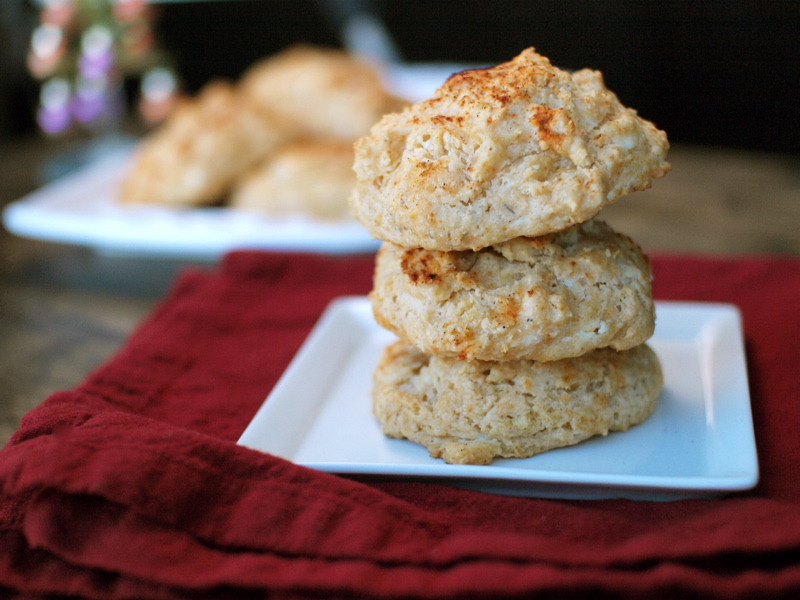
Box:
(349, 48, 671, 465)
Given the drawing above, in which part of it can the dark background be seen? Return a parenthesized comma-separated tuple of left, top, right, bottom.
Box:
(1, 0, 798, 155)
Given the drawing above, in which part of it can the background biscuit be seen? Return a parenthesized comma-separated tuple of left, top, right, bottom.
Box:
(229, 140, 355, 220)
(119, 81, 288, 207)
(241, 45, 407, 142)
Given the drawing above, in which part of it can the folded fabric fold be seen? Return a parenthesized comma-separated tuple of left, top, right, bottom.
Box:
(1, 251, 798, 599)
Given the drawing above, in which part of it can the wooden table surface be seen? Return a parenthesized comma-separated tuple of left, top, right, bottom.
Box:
(1, 134, 799, 444)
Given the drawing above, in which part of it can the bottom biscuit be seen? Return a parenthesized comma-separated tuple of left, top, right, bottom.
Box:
(372, 341, 662, 465)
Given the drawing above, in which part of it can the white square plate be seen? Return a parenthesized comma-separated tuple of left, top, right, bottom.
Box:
(238, 297, 758, 500)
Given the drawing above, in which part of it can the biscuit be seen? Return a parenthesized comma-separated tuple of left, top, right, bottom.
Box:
(119, 81, 289, 207)
(240, 45, 407, 142)
(371, 219, 655, 362)
(372, 340, 662, 465)
(229, 140, 356, 220)
(350, 48, 670, 250)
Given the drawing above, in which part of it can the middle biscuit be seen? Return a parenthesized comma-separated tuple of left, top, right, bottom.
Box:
(371, 219, 655, 362)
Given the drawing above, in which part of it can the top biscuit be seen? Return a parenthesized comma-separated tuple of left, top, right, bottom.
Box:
(350, 48, 671, 250)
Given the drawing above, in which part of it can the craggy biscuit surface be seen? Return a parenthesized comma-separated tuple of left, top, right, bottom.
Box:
(119, 81, 288, 207)
(230, 140, 356, 220)
(371, 219, 655, 362)
(373, 340, 662, 465)
(350, 48, 670, 250)
(241, 45, 407, 142)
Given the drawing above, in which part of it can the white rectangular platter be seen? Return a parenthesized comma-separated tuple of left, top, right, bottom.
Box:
(238, 297, 758, 501)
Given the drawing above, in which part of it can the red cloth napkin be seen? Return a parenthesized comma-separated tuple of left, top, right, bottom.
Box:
(1, 251, 799, 599)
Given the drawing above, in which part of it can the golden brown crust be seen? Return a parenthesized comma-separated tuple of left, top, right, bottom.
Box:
(349, 48, 670, 250)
